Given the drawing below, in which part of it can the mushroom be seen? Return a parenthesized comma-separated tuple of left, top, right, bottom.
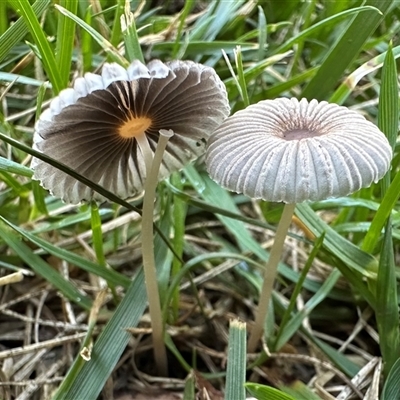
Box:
(205, 97, 392, 351)
(32, 59, 230, 374)
(32, 59, 230, 204)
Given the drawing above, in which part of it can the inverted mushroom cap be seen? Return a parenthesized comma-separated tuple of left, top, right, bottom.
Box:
(205, 98, 392, 203)
(32, 59, 230, 204)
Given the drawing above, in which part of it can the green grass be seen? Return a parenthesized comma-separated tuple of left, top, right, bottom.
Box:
(1, 1, 400, 399)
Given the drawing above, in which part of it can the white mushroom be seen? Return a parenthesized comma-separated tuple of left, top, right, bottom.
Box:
(206, 97, 392, 203)
(205, 97, 392, 351)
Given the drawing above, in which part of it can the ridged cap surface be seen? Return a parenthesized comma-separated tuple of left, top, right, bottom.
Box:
(206, 98, 392, 203)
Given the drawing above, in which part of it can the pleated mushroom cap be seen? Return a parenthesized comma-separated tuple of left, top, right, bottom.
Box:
(32, 59, 230, 204)
(205, 98, 392, 203)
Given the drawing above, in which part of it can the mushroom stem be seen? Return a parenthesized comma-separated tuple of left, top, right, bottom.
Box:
(137, 129, 174, 376)
(248, 202, 296, 352)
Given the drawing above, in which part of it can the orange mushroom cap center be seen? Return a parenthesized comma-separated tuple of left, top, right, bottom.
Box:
(118, 116, 152, 139)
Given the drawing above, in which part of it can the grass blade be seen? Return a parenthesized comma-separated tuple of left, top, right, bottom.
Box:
(274, 234, 325, 350)
(55, 0, 78, 88)
(8, 223, 130, 288)
(81, 6, 93, 72)
(245, 383, 296, 400)
(172, 0, 195, 58)
(274, 6, 380, 55)
(311, 337, 359, 377)
(183, 371, 196, 400)
(90, 201, 107, 267)
(109, 0, 124, 47)
(235, 46, 250, 107)
(374, 45, 400, 375)
(274, 269, 341, 351)
(279, 382, 323, 400)
(90, 202, 118, 299)
(295, 203, 378, 277)
(377, 218, 399, 374)
(190, 0, 246, 42)
(225, 319, 247, 400)
(382, 357, 400, 400)
(302, 0, 394, 100)
(53, 270, 147, 400)
(362, 44, 399, 253)
(0, 1, 6, 35)
(0, 0, 49, 63)
(0, 156, 33, 177)
(54, 192, 171, 398)
(54, 4, 128, 67)
(170, 173, 187, 322)
(0, 217, 92, 310)
(257, 6, 267, 61)
(330, 45, 400, 105)
(361, 169, 400, 253)
(120, 1, 144, 63)
(8, 0, 63, 94)
(185, 166, 268, 261)
(54, 290, 107, 397)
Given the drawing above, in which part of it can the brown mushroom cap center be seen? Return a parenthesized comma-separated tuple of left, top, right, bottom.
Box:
(282, 129, 322, 141)
(118, 116, 152, 139)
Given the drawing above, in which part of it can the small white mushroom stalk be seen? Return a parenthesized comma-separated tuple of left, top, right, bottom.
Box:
(139, 128, 174, 375)
(32, 59, 230, 374)
(205, 97, 392, 351)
